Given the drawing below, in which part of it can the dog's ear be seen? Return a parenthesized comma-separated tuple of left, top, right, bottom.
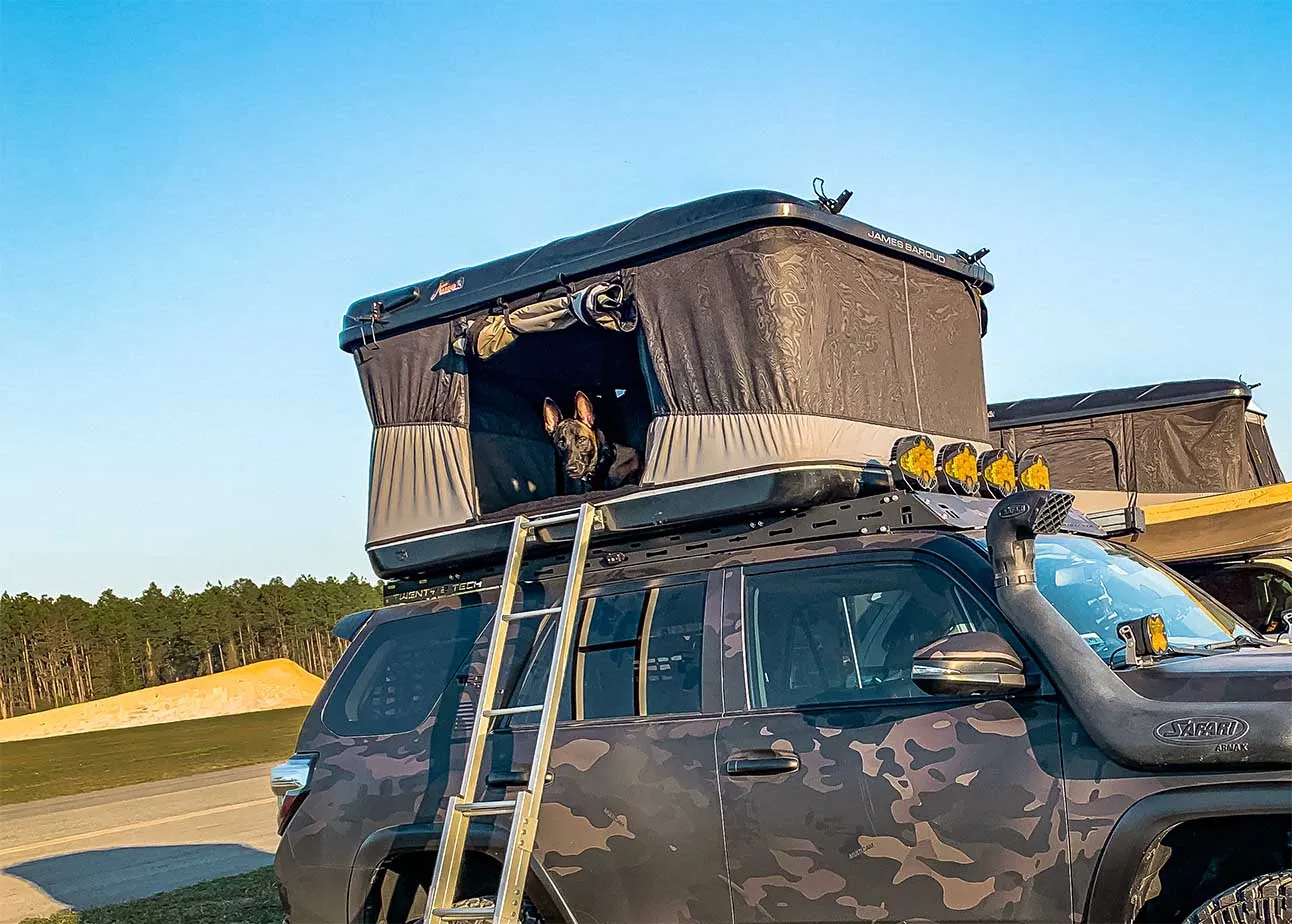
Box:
(542, 398, 563, 436)
(573, 390, 596, 428)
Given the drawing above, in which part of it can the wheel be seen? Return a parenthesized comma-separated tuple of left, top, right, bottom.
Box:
(1183, 870, 1292, 924)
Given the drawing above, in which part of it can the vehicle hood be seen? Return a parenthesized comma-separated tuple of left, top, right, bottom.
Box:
(1119, 646, 1292, 702)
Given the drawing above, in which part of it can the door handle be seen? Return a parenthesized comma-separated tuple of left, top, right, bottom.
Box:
(723, 751, 800, 776)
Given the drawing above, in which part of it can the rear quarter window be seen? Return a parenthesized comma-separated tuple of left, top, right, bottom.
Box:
(322, 603, 490, 737)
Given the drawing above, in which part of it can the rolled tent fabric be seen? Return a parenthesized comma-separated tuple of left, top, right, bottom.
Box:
(355, 324, 476, 544)
(632, 225, 989, 484)
(457, 281, 636, 361)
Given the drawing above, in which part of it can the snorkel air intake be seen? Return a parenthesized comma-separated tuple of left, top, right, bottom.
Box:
(986, 490, 1292, 770)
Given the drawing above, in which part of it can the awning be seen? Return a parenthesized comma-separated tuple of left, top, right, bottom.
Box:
(1113, 483, 1292, 562)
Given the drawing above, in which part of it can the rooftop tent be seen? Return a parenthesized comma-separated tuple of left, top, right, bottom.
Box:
(989, 379, 1285, 500)
(342, 190, 996, 556)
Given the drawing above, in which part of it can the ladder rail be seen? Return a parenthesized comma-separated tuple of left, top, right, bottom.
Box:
(424, 514, 532, 921)
(522, 503, 595, 809)
(426, 503, 597, 924)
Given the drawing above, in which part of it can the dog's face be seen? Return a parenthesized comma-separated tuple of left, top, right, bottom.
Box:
(543, 392, 600, 482)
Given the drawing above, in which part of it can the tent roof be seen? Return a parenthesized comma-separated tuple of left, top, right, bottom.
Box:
(988, 379, 1253, 429)
(340, 188, 995, 353)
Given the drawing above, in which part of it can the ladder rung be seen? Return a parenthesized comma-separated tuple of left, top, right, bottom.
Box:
(502, 606, 562, 622)
(454, 799, 516, 816)
(522, 510, 583, 529)
(483, 704, 543, 718)
(432, 905, 496, 920)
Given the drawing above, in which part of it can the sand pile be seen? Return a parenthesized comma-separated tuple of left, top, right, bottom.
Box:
(0, 659, 323, 742)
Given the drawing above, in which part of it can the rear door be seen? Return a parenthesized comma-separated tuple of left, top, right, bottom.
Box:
(716, 548, 1070, 922)
(500, 570, 731, 923)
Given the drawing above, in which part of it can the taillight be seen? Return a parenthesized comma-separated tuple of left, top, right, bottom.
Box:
(270, 754, 316, 835)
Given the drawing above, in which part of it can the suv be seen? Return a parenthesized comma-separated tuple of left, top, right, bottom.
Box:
(272, 482, 1291, 924)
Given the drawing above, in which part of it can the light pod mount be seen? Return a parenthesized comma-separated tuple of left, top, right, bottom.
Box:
(891, 434, 937, 492)
(979, 448, 1017, 498)
(937, 442, 979, 495)
(1017, 451, 1051, 491)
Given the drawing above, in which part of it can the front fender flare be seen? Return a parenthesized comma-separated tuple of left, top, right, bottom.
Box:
(1083, 781, 1292, 924)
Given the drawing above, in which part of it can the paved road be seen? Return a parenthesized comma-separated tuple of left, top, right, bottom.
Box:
(0, 763, 280, 923)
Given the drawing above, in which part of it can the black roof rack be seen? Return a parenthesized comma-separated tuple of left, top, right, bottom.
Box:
(379, 484, 1104, 605)
(340, 189, 994, 352)
(988, 379, 1252, 429)
(368, 461, 1105, 589)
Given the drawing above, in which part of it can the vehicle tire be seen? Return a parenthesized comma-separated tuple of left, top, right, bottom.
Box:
(1183, 870, 1292, 924)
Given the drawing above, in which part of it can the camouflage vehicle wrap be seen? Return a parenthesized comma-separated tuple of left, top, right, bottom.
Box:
(274, 492, 1292, 924)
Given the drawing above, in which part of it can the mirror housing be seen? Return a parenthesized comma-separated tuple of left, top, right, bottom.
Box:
(911, 631, 1028, 696)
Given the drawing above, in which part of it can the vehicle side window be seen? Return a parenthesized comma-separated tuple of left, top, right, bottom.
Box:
(322, 603, 491, 736)
(744, 560, 1000, 708)
(511, 581, 706, 722)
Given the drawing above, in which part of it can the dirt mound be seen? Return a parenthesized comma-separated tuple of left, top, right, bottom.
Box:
(0, 659, 323, 742)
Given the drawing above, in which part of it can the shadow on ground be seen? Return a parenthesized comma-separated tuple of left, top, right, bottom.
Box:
(5, 843, 273, 913)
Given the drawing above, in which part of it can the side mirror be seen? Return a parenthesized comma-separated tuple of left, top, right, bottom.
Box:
(911, 631, 1028, 696)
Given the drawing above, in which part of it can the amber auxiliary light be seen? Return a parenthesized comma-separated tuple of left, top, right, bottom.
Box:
(1018, 451, 1051, 491)
(978, 448, 1017, 498)
(1116, 614, 1169, 666)
(937, 442, 980, 495)
(891, 434, 937, 491)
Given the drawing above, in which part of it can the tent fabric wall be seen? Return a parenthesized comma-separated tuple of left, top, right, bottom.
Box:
(632, 225, 988, 442)
(355, 325, 476, 544)
(1246, 416, 1286, 486)
(993, 398, 1254, 495)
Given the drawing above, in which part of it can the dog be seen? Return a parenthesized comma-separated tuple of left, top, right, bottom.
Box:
(543, 391, 642, 491)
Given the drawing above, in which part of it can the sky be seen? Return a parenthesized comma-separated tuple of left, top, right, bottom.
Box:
(1, 1, 1289, 600)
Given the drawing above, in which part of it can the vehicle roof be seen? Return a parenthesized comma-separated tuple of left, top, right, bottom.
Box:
(340, 188, 995, 352)
(988, 379, 1252, 429)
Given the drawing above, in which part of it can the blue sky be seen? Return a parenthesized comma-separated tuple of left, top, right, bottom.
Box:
(2, 2, 1288, 599)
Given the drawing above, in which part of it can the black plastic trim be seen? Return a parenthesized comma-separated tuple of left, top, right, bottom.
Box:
(1082, 781, 1292, 924)
(340, 189, 994, 352)
(332, 609, 375, 641)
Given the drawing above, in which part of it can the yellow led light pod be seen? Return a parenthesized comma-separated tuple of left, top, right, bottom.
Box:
(937, 442, 979, 495)
(891, 434, 937, 492)
(1018, 451, 1051, 491)
(979, 448, 1017, 498)
(1146, 615, 1168, 655)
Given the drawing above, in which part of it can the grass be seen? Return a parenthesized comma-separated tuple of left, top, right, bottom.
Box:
(0, 706, 310, 806)
(17, 867, 281, 924)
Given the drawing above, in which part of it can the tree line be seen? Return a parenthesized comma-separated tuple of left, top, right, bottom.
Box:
(0, 575, 382, 719)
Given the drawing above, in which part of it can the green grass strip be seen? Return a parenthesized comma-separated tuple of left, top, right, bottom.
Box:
(1, 706, 310, 805)
(17, 867, 281, 924)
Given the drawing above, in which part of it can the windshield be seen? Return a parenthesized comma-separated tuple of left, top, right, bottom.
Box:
(976, 535, 1246, 659)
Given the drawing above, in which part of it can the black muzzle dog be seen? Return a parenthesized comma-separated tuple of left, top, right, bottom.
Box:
(543, 391, 642, 491)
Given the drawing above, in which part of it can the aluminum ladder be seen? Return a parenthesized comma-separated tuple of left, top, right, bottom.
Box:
(425, 503, 598, 924)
